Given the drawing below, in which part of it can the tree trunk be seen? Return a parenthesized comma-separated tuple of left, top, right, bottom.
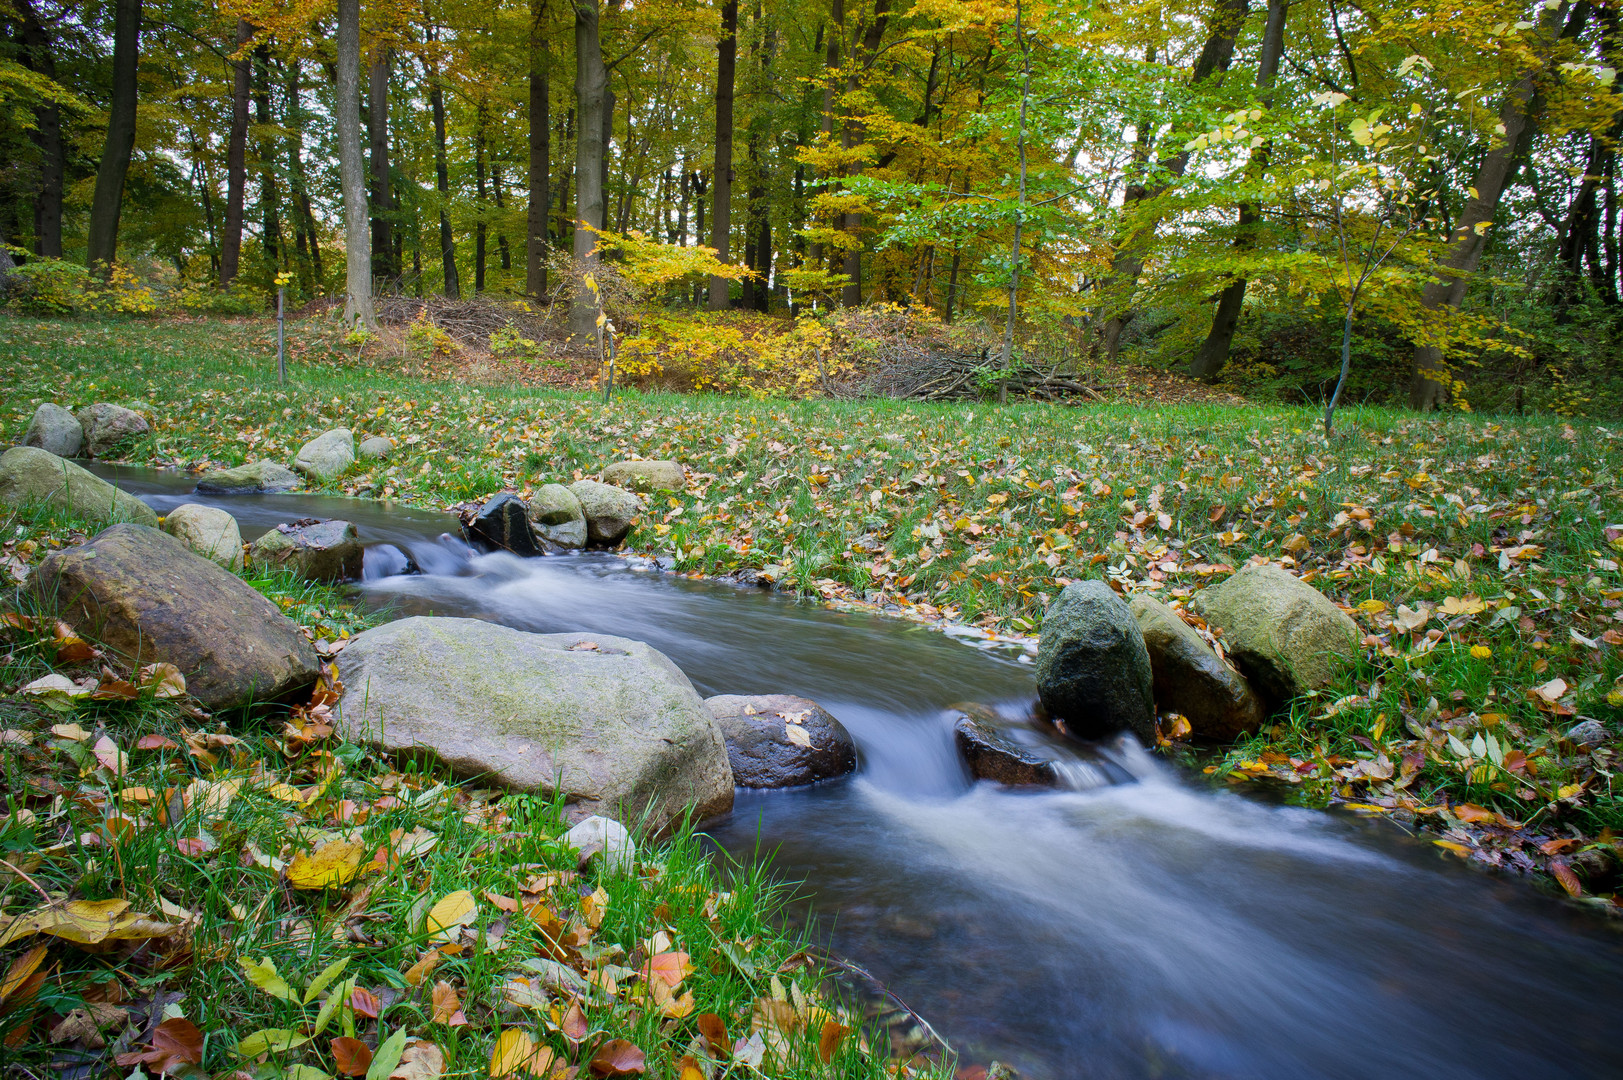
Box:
(945, 247, 960, 323)
(708, 0, 738, 309)
(570, 0, 608, 339)
(428, 34, 460, 299)
(285, 61, 322, 290)
(600, 84, 614, 233)
(369, 48, 395, 286)
(807, 5, 840, 279)
(15, 0, 63, 257)
(1408, 1, 1590, 408)
(494, 165, 512, 271)
(221, 18, 252, 284)
(85, 0, 140, 274)
(254, 42, 284, 273)
(336, 0, 376, 327)
(475, 104, 489, 293)
(1190, 0, 1287, 380)
(1098, 0, 1248, 357)
(527, 0, 551, 298)
(839, 0, 889, 308)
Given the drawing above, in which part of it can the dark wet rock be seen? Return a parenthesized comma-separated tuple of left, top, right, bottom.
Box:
(527, 483, 587, 551)
(951, 704, 1060, 787)
(29, 523, 319, 709)
(249, 518, 363, 581)
(195, 459, 300, 494)
(0, 446, 158, 526)
(1190, 564, 1359, 704)
(601, 459, 686, 493)
(463, 492, 543, 557)
(75, 403, 149, 459)
(1130, 594, 1263, 741)
(22, 403, 83, 458)
(1036, 580, 1155, 741)
(569, 480, 641, 546)
(336, 618, 733, 834)
(703, 693, 857, 788)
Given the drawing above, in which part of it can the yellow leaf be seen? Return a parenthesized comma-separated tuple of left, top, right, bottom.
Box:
(425, 890, 478, 939)
(240, 957, 298, 1001)
(1558, 783, 1584, 800)
(236, 1028, 311, 1057)
(1356, 599, 1387, 614)
(580, 886, 608, 930)
(288, 842, 366, 890)
(0, 899, 131, 947)
(264, 782, 307, 803)
(489, 1029, 533, 1078)
(1470, 645, 1492, 659)
(1433, 840, 1469, 854)
(404, 951, 441, 987)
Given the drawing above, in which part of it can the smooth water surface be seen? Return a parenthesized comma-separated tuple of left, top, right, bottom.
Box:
(102, 466, 1623, 1079)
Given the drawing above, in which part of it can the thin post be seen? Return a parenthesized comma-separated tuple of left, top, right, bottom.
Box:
(276, 285, 286, 384)
(600, 323, 616, 405)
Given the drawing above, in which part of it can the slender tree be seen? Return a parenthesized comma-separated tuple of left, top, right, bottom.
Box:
(369, 47, 395, 286)
(85, 0, 141, 275)
(221, 18, 252, 285)
(15, 0, 63, 257)
(708, 0, 738, 309)
(336, 0, 376, 327)
(527, 0, 551, 298)
(570, 0, 607, 338)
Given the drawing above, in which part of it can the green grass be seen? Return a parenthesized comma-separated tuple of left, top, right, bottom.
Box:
(1, 313, 1620, 891)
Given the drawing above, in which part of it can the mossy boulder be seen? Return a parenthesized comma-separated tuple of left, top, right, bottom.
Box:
(1190, 564, 1359, 704)
(335, 618, 734, 834)
(0, 446, 158, 527)
(1130, 594, 1263, 740)
(528, 483, 587, 550)
(196, 460, 300, 494)
(1036, 580, 1155, 741)
(75, 403, 149, 459)
(601, 460, 687, 493)
(28, 523, 319, 709)
(568, 480, 641, 546)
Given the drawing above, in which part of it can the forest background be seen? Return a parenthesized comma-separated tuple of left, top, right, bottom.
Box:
(1, 0, 1622, 416)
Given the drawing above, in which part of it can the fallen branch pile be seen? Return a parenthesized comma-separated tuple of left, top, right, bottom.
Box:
(848, 344, 1113, 402)
(375, 297, 551, 346)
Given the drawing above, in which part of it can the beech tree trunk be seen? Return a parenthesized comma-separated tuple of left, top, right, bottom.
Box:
(708, 0, 738, 309)
(1190, 0, 1288, 380)
(254, 42, 283, 272)
(369, 48, 395, 285)
(336, 0, 376, 327)
(85, 0, 140, 274)
(806, 3, 841, 280)
(570, 0, 608, 338)
(527, 0, 551, 298)
(475, 104, 488, 293)
(16, 0, 63, 257)
(428, 34, 460, 299)
(221, 18, 252, 284)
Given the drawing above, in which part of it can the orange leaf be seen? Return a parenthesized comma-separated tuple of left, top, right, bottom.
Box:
(676, 1056, 705, 1080)
(0, 945, 49, 1009)
(588, 1039, 646, 1077)
(431, 981, 466, 1026)
(818, 1020, 850, 1064)
(405, 950, 441, 986)
(1452, 803, 1497, 823)
(1539, 837, 1580, 856)
(484, 891, 520, 914)
(332, 1036, 374, 1077)
(642, 950, 692, 990)
(561, 998, 588, 1045)
(115, 1016, 203, 1073)
(1550, 858, 1585, 898)
(696, 1013, 728, 1056)
(350, 987, 382, 1018)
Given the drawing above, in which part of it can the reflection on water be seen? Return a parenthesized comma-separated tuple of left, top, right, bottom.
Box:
(101, 465, 1623, 1080)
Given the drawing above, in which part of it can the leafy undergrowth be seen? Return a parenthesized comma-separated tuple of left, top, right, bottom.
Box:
(2, 314, 1621, 899)
(0, 502, 942, 1080)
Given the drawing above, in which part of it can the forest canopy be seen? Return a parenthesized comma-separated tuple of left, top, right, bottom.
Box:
(2, 0, 1620, 414)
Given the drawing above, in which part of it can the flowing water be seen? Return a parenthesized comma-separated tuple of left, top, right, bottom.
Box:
(97, 467, 1623, 1079)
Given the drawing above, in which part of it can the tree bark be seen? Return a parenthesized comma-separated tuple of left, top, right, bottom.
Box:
(708, 0, 738, 309)
(839, 0, 889, 308)
(428, 30, 460, 299)
(1408, 2, 1590, 408)
(15, 0, 63, 257)
(1098, 0, 1248, 357)
(527, 0, 551, 298)
(254, 42, 284, 272)
(285, 61, 322, 291)
(336, 0, 376, 326)
(1190, 0, 1288, 380)
(494, 165, 512, 271)
(475, 103, 489, 292)
(806, 4, 840, 279)
(221, 18, 252, 284)
(570, 0, 608, 338)
(369, 48, 395, 285)
(85, 0, 140, 275)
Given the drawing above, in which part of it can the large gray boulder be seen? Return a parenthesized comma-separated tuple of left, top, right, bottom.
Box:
(195, 460, 300, 494)
(601, 460, 686, 494)
(951, 705, 1059, 788)
(249, 519, 363, 582)
(28, 524, 319, 709)
(0, 447, 158, 527)
(568, 480, 641, 546)
(293, 428, 355, 481)
(75, 403, 149, 459)
(704, 694, 857, 788)
(161, 503, 244, 571)
(22, 404, 83, 458)
(528, 484, 587, 551)
(335, 618, 734, 834)
(1130, 594, 1263, 741)
(1190, 564, 1359, 704)
(1036, 580, 1155, 741)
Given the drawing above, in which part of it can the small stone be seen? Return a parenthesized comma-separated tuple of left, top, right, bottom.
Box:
(75, 403, 149, 459)
(22, 403, 83, 458)
(161, 503, 244, 571)
(951, 705, 1059, 787)
(568, 480, 642, 546)
(358, 435, 394, 460)
(1562, 718, 1609, 748)
(249, 519, 363, 581)
(704, 693, 858, 788)
(0, 446, 158, 527)
(465, 492, 542, 557)
(600, 460, 687, 493)
(564, 815, 636, 872)
(528, 483, 587, 551)
(1036, 580, 1155, 741)
(195, 460, 300, 494)
(293, 428, 355, 481)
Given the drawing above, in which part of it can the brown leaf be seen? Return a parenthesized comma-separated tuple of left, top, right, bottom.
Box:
(50, 1008, 106, 1048)
(696, 1013, 728, 1057)
(350, 986, 382, 1019)
(332, 1036, 374, 1077)
(818, 1020, 850, 1064)
(136, 734, 180, 750)
(404, 950, 441, 986)
(115, 1016, 203, 1072)
(588, 1039, 646, 1077)
(1539, 837, 1580, 856)
(1550, 858, 1585, 898)
(1452, 803, 1498, 824)
(561, 998, 588, 1045)
(0, 944, 49, 1009)
(390, 1040, 446, 1080)
(430, 981, 467, 1026)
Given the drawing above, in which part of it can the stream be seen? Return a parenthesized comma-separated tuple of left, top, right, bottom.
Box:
(95, 466, 1623, 1079)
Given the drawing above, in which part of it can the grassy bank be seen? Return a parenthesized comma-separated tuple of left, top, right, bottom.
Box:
(0, 498, 949, 1078)
(2, 314, 1621, 901)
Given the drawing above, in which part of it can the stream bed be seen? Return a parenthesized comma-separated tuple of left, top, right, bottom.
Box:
(96, 466, 1623, 1080)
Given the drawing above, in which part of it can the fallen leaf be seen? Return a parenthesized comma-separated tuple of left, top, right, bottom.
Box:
(588, 1039, 646, 1077)
(676, 1057, 705, 1080)
(1452, 804, 1498, 824)
(241, 957, 298, 1001)
(116, 1016, 204, 1072)
(0, 944, 49, 1008)
(561, 998, 588, 1045)
(1533, 678, 1569, 703)
(425, 890, 478, 939)
(430, 981, 467, 1026)
(818, 1019, 850, 1063)
(1550, 858, 1584, 897)
(350, 987, 382, 1018)
(136, 734, 180, 751)
(404, 950, 441, 987)
(390, 1040, 445, 1080)
(289, 842, 367, 890)
(696, 1014, 728, 1057)
(643, 950, 693, 990)
(332, 1036, 374, 1077)
(490, 1029, 535, 1078)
